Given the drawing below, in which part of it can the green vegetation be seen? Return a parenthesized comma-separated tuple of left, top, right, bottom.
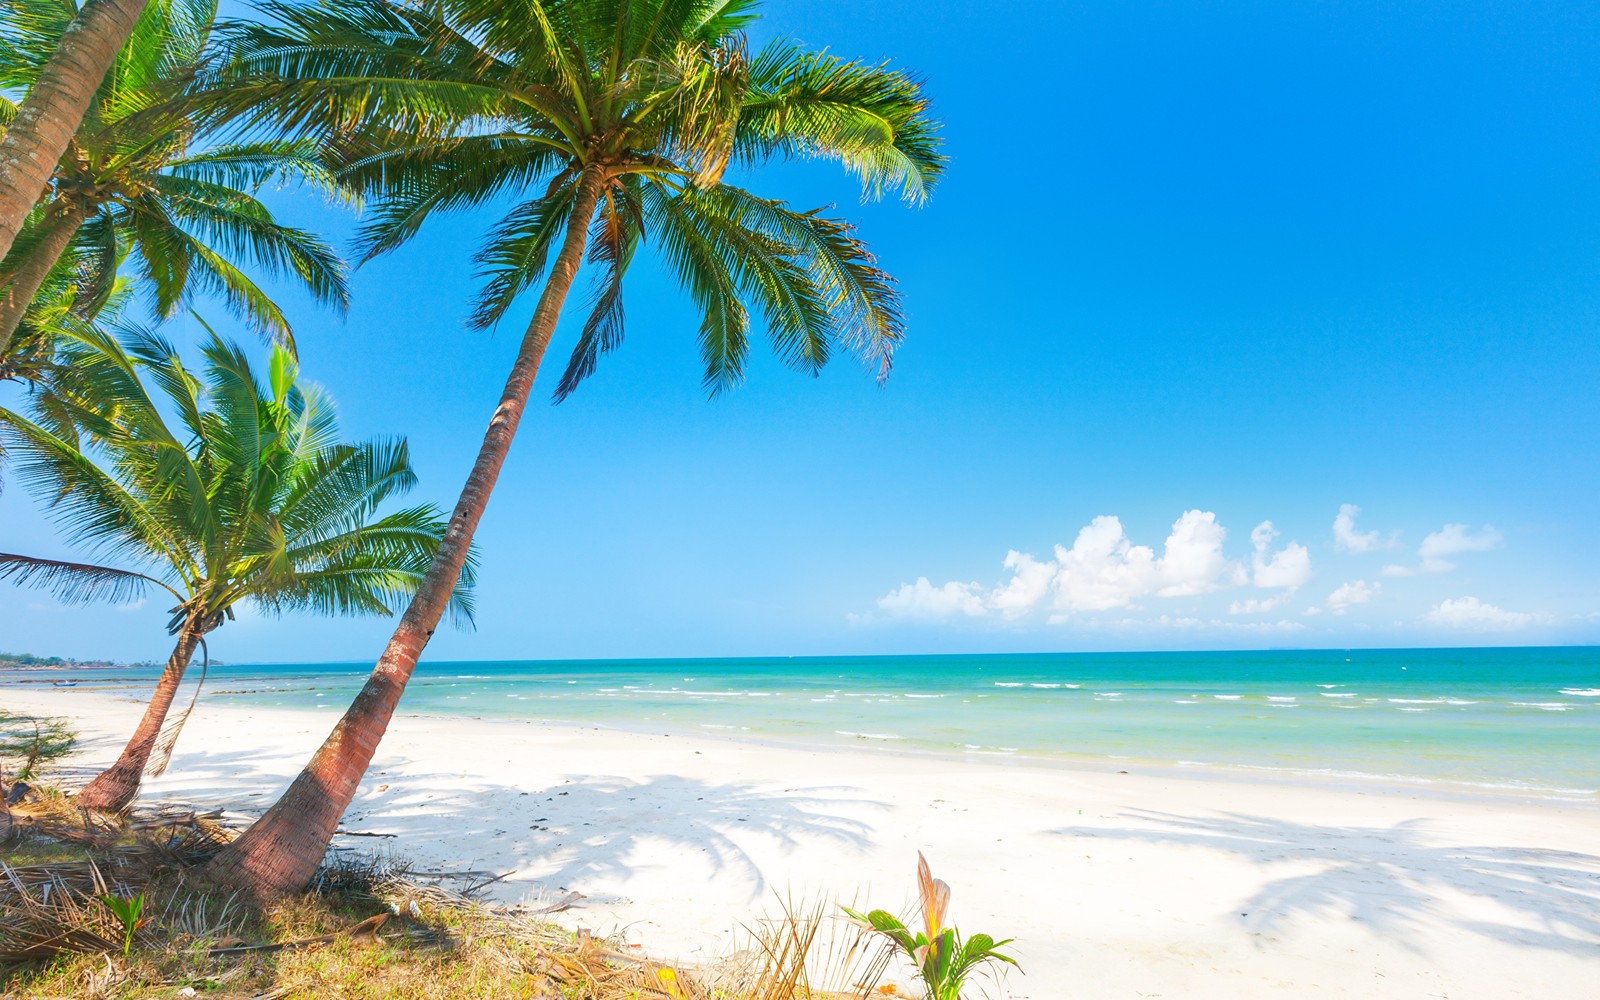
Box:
(1, 651, 113, 668)
(0, 0, 349, 361)
(844, 854, 1018, 1000)
(0, 325, 475, 811)
(0, 789, 928, 999)
(0, 710, 77, 781)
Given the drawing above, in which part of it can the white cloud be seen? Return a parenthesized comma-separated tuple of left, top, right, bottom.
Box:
(875, 577, 985, 619)
(1326, 579, 1380, 614)
(115, 598, 148, 613)
(1250, 521, 1312, 589)
(1427, 596, 1550, 631)
(1229, 593, 1292, 615)
(1332, 503, 1392, 553)
(1049, 510, 1243, 612)
(867, 509, 1250, 622)
(1384, 523, 1502, 575)
(987, 550, 1054, 618)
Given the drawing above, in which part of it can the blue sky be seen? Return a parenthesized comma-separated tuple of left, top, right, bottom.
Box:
(3, 0, 1598, 663)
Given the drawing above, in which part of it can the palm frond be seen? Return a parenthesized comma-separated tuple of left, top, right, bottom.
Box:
(0, 553, 180, 606)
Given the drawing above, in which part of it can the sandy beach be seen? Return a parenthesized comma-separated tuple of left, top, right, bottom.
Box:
(5, 685, 1598, 999)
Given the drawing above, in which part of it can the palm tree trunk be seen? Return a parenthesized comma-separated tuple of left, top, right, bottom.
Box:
(207, 168, 608, 899)
(0, 0, 151, 264)
(0, 202, 88, 357)
(77, 622, 203, 812)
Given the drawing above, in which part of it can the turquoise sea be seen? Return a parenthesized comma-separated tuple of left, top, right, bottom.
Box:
(11, 647, 1599, 796)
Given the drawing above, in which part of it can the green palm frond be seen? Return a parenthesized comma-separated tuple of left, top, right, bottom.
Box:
(470, 174, 577, 329)
(0, 553, 182, 607)
(740, 40, 945, 204)
(201, 0, 939, 400)
(552, 177, 644, 400)
(4, 324, 470, 634)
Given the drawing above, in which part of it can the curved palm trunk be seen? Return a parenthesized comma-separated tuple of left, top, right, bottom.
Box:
(0, 0, 152, 264)
(0, 202, 89, 356)
(76, 622, 202, 812)
(207, 170, 607, 899)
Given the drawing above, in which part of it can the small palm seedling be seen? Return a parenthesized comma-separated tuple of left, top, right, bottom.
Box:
(98, 892, 147, 958)
(842, 853, 1018, 1000)
(0, 710, 77, 783)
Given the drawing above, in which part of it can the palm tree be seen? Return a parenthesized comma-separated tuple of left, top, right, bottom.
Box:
(0, 323, 476, 812)
(0, 0, 349, 359)
(0, 0, 180, 263)
(202, 0, 942, 897)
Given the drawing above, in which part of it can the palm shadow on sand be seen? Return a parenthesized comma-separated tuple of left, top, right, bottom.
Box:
(1052, 809, 1600, 956)
(497, 773, 881, 899)
(326, 769, 883, 905)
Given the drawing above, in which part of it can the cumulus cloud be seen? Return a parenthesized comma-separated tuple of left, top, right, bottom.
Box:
(987, 550, 1055, 618)
(1250, 521, 1312, 589)
(1384, 523, 1502, 576)
(1426, 596, 1549, 631)
(1326, 579, 1380, 614)
(867, 510, 1250, 622)
(1332, 503, 1392, 553)
(1047, 511, 1243, 612)
(875, 577, 985, 619)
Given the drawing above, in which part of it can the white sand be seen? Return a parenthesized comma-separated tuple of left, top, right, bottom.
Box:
(5, 685, 1598, 999)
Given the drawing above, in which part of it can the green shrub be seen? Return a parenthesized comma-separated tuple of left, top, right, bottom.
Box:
(842, 853, 1017, 1000)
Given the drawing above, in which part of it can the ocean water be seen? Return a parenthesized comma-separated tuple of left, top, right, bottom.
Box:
(11, 647, 1599, 796)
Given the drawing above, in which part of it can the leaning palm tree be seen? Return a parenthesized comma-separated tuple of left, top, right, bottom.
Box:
(0, 0, 349, 358)
(0, 0, 193, 267)
(0, 323, 475, 812)
(202, 0, 941, 897)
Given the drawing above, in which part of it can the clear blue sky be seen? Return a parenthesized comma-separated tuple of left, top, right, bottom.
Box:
(3, 0, 1598, 663)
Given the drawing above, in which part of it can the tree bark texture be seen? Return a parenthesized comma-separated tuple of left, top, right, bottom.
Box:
(77, 623, 202, 812)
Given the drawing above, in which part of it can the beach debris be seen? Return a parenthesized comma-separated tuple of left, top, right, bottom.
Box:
(206, 912, 391, 956)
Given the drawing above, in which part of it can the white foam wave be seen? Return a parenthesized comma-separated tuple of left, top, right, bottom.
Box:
(1267, 696, 1296, 703)
(993, 682, 1026, 688)
(836, 730, 903, 740)
(1513, 702, 1572, 711)
(1213, 695, 1242, 701)
(1320, 692, 1358, 698)
(1559, 688, 1600, 697)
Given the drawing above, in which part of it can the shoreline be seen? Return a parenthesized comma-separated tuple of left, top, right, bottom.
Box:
(23, 676, 1599, 807)
(5, 686, 1599, 998)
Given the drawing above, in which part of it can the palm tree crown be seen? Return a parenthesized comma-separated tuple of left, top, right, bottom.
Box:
(0, 323, 474, 809)
(213, 0, 942, 395)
